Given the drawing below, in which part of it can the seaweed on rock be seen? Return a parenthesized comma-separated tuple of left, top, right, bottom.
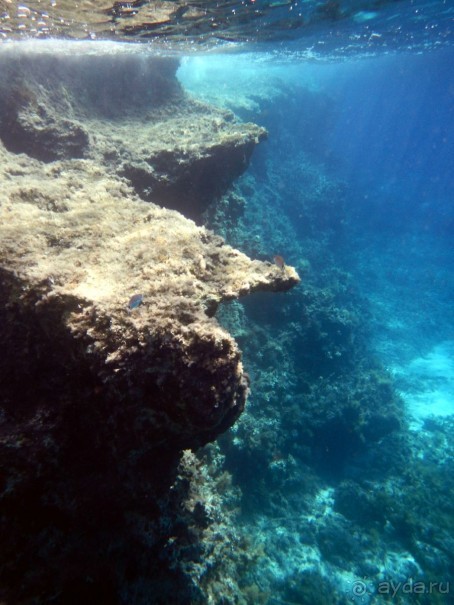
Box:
(0, 49, 297, 605)
(0, 50, 266, 222)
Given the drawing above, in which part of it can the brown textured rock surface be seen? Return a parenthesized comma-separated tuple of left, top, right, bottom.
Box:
(0, 49, 267, 220)
(0, 143, 298, 604)
(0, 145, 298, 450)
(0, 47, 297, 604)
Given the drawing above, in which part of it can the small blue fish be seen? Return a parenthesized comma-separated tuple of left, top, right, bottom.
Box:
(128, 293, 143, 310)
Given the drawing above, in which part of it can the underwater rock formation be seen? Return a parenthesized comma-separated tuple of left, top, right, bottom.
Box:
(0, 140, 297, 601)
(0, 49, 266, 221)
(0, 143, 298, 451)
(0, 48, 296, 603)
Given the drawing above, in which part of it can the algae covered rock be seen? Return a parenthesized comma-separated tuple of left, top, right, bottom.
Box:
(0, 48, 266, 221)
(0, 148, 298, 450)
(0, 45, 297, 604)
(0, 46, 295, 451)
(0, 140, 298, 602)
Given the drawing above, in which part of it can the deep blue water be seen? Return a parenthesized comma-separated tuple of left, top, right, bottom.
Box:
(242, 50, 454, 235)
(326, 52, 454, 193)
(319, 52, 454, 237)
(180, 44, 454, 603)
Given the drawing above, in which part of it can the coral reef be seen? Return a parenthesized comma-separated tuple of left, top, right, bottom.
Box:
(2, 44, 451, 605)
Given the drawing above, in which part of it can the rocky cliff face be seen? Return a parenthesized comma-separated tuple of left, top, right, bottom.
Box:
(0, 50, 267, 221)
(0, 46, 298, 603)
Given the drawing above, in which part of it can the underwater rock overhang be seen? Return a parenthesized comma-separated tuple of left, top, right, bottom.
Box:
(0, 144, 299, 452)
(0, 49, 267, 222)
(0, 48, 297, 603)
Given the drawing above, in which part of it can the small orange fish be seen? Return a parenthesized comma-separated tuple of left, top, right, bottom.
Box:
(273, 255, 285, 269)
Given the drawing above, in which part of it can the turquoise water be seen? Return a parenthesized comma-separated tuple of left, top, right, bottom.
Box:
(1, 1, 453, 603)
(179, 45, 454, 604)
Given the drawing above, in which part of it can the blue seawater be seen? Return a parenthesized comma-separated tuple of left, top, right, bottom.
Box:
(1, 2, 453, 603)
(179, 45, 454, 605)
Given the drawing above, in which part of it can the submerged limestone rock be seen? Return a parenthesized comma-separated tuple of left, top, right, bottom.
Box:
(0, 49, 266, 221)
(0, 47, 297, 603)
(0, 146, 298, 451)
(0, 139, 298, 604)
(0, 46, 289, 454)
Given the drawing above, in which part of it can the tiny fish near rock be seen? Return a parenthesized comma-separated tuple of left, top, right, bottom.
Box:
(128, 293, 143, 310)
(273, 255, 285, 269)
